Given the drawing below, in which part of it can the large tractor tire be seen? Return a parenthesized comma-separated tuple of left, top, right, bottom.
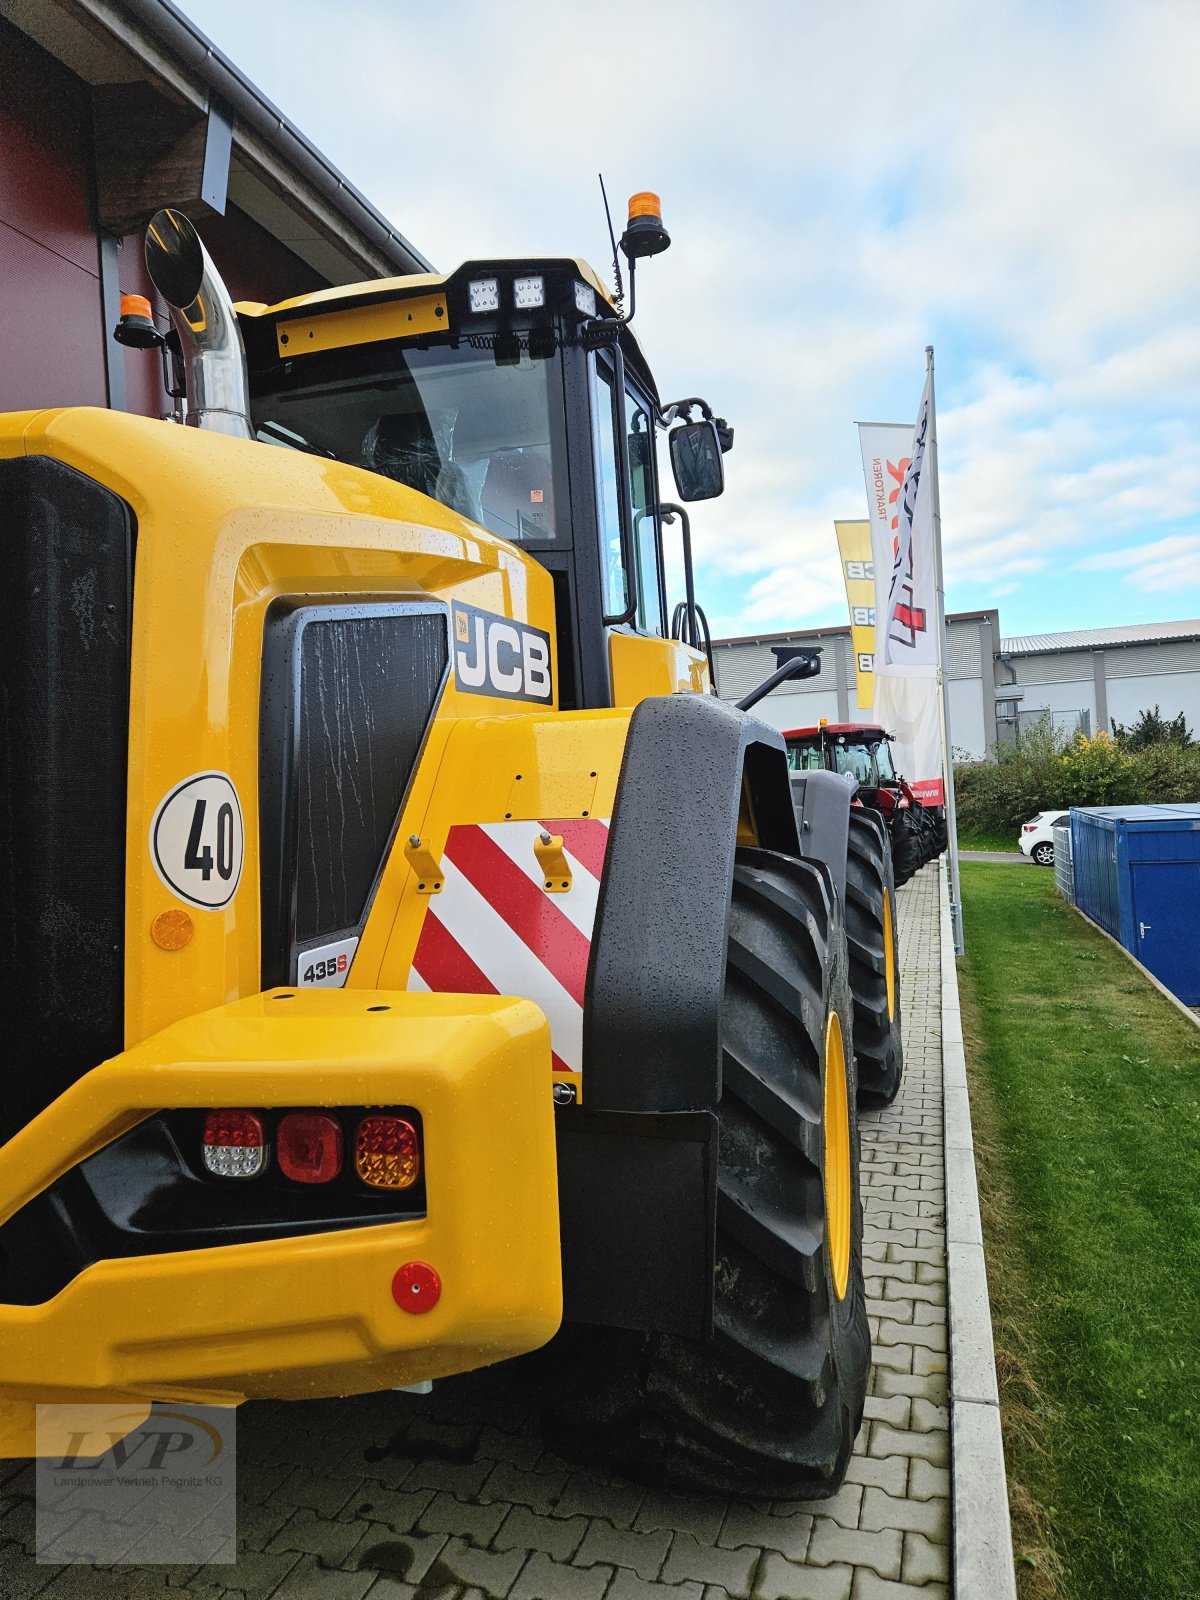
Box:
(548, 848, 870, 1498)
(845, 811, 904, 1109)
(889, 806, 926, 886)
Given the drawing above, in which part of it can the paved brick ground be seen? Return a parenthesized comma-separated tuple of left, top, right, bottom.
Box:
(0, 866, 948, 1600)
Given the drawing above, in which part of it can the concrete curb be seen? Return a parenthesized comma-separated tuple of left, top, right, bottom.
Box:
(940, 860, 1018, 1600)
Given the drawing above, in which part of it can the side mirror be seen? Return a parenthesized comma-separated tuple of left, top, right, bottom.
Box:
(669, 420, 724, 501)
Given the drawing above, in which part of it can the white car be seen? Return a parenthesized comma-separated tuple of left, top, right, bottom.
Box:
(1018, 810, 1068, 865)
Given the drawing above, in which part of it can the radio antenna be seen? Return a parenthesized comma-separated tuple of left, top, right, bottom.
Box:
(598, 173, 624, 309)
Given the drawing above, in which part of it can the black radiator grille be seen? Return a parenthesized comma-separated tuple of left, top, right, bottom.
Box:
(260, 601, 449, 987)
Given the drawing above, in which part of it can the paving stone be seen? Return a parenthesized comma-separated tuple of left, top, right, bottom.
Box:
(475, 1428, 544, 1472)
(574, 1519, 671, 1580)
(906, 1459, 950, 1501)
(510, 1550, 612, 1600)
(807, 1521, 901, 1581)
(606, 1573, 704, 1600)
(436, 1534, 527, 1597)
(555, 1474, 645, 1530)
(353, 1527, 448, 1586)
(272, 1552, 375, 1599)
(494, 1505, 588, 1562)
(911, 1347, 948, 1376)
(418, 1490, 508, 1545)
(858, 1489, 948, 1540)
(902, 1529, 950, 1585)
(849, 1572, 948, 1599)
(267, 1506, 371, 1565)
(777, 1482, 860, 1531)
(634, 1490, 726, 1544)
(754, 1552, 853, 1599)
(347, 1486, 435, 1532)
(861, 1395, 910, 1428)
(842, 1456, 908, 1496)
(400, 1456, 493, 1499)
(718, 1503, 812, 1560)
(479, 1462, 566, 1515)
(272, 1465, 364, 1518)
(661, 1531, 758, 1595)
(867, 1426, 948, 1467)
(871, 1370, 946, 1405)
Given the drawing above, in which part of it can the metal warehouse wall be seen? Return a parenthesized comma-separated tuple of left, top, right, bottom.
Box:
(1013, 638, 1200, 735)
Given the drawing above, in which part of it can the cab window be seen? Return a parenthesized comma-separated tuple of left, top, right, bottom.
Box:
(591, 358, 666, 635)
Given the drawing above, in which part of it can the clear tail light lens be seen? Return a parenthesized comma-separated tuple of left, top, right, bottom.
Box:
(202, 1110, 266, 1178)
(277, 1112, 343, 1183)
(356, 1116, 420, 1190)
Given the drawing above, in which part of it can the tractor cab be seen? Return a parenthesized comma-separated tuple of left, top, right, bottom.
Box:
(786, 722, 898, 805)
(237, 224, 727, 712)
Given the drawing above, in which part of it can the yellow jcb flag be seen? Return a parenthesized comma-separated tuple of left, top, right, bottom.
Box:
(834, 519, 876, 710)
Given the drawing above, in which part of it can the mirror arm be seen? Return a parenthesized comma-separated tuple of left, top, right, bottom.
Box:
(736, 653, 822, 713)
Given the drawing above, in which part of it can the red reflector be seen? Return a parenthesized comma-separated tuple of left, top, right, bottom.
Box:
(355, 1115, 420, 1190)
(277, 1112, 343, 1183)
(392, 1261, 441, 1314)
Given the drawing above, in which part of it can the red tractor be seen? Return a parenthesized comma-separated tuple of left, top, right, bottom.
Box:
(784, 722, 947, 888)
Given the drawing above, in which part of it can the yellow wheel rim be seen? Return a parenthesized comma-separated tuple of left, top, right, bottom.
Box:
(823, 1010, 852, 1301)
(883, 888, 896, 1022)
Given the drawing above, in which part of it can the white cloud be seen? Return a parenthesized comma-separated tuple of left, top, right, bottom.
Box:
(1075, 533, 1200, 592)
(178, 0, 1200, 633)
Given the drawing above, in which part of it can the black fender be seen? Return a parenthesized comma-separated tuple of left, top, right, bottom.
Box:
(583, 692, 798, 1114)
(561, 695, 798, 1336)
(789, 770, 853, 906)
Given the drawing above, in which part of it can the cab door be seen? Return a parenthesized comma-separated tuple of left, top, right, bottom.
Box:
(591, 358, 710, 706)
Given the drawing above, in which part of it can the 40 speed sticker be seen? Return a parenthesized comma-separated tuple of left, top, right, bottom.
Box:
(150, 771, 244, 910)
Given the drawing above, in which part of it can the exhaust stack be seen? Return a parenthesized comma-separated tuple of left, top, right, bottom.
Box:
(144, 208, 253, 438)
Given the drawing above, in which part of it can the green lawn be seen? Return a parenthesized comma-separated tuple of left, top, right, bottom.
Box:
(958, 828, 1019, 852)
(958, 864, 1200, 1600)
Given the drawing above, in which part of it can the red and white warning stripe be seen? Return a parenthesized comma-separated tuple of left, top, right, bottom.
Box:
(408, 819, 610, 1074)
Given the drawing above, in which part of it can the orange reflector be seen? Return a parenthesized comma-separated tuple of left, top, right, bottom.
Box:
(627, 191, 661, 221)
(277, 1112, 343, 1183)
(120, 293, 153, 320)
(355, 1116, 420, 1190)
(151, 908, 193, 950)
(392, 1261, 441, 1313)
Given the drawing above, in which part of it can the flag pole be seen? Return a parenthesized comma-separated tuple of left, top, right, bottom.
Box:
(925, 345, 964, 955)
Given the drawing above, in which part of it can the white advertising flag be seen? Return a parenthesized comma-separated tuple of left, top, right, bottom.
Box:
(856, 420, 913, 666)
(879, 370, 938, 674)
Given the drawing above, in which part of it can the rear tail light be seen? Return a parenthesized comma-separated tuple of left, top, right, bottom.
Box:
(356, 1116, 420, 1190)
(1023, 824, 1036, 832)
(203, 1110, 266, 1178)
(277, 1112, 343, 1183)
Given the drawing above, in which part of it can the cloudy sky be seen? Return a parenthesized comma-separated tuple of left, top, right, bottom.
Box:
(179, 0, 1200, 641)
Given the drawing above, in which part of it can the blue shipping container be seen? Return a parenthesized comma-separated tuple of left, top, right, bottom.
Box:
(1070, 804, 1200, 1004)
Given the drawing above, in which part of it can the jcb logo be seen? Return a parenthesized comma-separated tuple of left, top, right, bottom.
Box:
(452, 601, 554, 704)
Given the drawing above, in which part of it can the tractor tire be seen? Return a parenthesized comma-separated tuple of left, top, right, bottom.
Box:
(845, 811, 904, 1109)
(889, 808, 925, 886)
(548, 848, 870, 1498)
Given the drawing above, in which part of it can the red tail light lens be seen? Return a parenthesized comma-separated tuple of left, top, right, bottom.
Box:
(202, 1110, 266, 1178)
(277, 1112, 343, 1183)
(355, 1116, 420, 1190)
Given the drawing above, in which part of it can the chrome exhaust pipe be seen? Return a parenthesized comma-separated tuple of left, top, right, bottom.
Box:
(144, 208, 253, 438)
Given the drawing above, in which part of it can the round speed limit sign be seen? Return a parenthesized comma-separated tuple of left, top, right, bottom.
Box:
(150, 771, 245, 910)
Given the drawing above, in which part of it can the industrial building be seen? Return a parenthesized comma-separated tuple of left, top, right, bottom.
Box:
(0, 0, 428, 420)
(712, 613, 1200, 757)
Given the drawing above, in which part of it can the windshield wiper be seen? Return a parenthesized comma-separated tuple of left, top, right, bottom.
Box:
(257, 420, 337, 459)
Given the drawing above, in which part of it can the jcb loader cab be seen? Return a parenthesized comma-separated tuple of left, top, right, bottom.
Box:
(0, 201, 871, 1494)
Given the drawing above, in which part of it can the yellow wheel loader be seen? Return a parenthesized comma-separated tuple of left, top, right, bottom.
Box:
(0, 199, 869, 1494)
